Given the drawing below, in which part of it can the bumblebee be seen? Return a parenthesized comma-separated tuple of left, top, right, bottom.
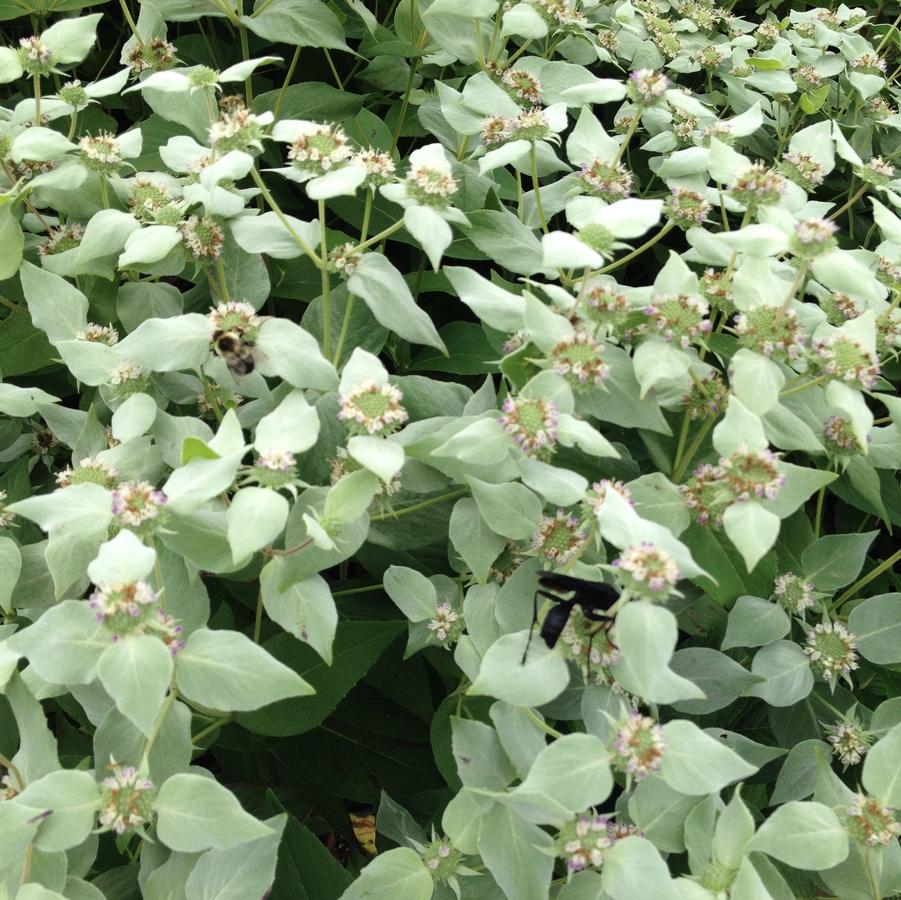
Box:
(212, 329, 256, 376)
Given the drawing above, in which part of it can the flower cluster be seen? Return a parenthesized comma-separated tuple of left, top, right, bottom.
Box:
(180, 214, 225, 260)
(287, 123, 353, 174)
(812, 335, 881, 389)
(405, 153, 458, 206)
(98, 763, 156, 836)
(729, 163, 787, 211)
(643, 293, 712, 348)
(548, 333, 609, 387)
(665, 188, 711, 229)
(583, 285, 630, 328)
(338, 381, 408, 436)
(56, 456, 118, 489)
(791, 218, 838, 257)
(207, 300, 261, 340)
(498, 396, 558, 459)
(557, 608, 618, 673)
(804, 621, 859, 687)
(772, 572, 816, 615)
(88, 580, 183, 652)
(112, 481, 168, 532)
(17, 36, 53, 75)
(129, 178, 179, 224)
(826, 720, 870, 768)
(844, 794, 901, 847)
(531, 510, 587, 566)
(613, 543, 681, 598)
(780, 151, 826, 190)
(719, 446, 785, 502)
(127, 36, 176, 73)
(352, 149, 396, 185)
(681, 372, 728, 420)
(555, 814, 641, 873)
(583, 478, 633, 516)
(578, 159, 632, 201)
(823, 416, 865, 456)
(627, 69, 670, 104)
(421, 836, 463, 881)
(0, 491, 14, 528)
(427, 602, 463, 645)
(734, 307, 806, 359)
(208, 96, 265, 154)
(38, 223, 84, 257)
(79, 132, 124, 173)
(108, 361, 147, 395)
(610, 711, 665, 782)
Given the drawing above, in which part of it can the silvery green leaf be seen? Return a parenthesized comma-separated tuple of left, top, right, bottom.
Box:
(713, 224, 789, 257)
(467, 477, 542, 540)
(713, 396, 768, 455)
(722, 596, 790, 650)
(307, 163, 367, 200)
(13, 769, 99, 852)
(632, 338, 691, 398)
(611, 603, 705, 704)
(723, 501, 781, 572)
(348, 253, 446, 352)
(561, 79, 627, 104)
(339, 848, 434, 900)
(744, 640, 813, 707)
(226, 487, 289, 561)
(825, 380, 872, 451)
(8, 483, 111, 535)
(518, 457, 588, 507)
(659, 720, 757, 795)
(848, 594, 901, 665)
(601, 837, 682, 900)
(748, 802, 848, 870)
(230, 211, 320, 259)
(557, 413, 620, 458)
(254, 390, 320, 454)
(74, 210, 140, 276)
(788, 120, 835, 173)
(347, 435, 405, 482)
(542, 230, 604, 269)
(162, 450, 245, 514)
(111, 392, 158, 443)
(469, 630, 570, 706)
(450, 499, 507, 585)
(5, 601, 107, 685)
(0, 46, 23, 83)
(729, 349, 785, 415)
(20, 260, 88, 341)
(478, 139, 532, 174)
(97, 636, 173, 736)
(501, 2, 548, 38)
(175, 628, 313, 711)
(155, 773, 273, 852)
(707, 137, 751, 185)
(254, 318, 338, 391)
(10, 128, 77, 164)
(219, 55, 282, 82)
(41, 13, 103, 64)
(404, 204, 453, 270)
(87, 530, 156, 584)
(118, 225, 183, 268)
(259, 559, 337, 663)
(811, 249, 886, 303)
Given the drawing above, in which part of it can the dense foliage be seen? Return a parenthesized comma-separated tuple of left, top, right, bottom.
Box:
(0, 0, 900, 897)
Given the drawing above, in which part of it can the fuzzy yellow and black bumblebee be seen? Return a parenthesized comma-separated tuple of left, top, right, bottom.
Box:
(211, 329, 256, 376)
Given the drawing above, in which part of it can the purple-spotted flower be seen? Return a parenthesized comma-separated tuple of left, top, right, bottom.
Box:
(111, 481, 168, 531)
(549, 333, 609, 388)
(531, 510, 588, 565)
(826, 720, 871, 768)
(56, 456, 119, 490)
(338, 380, 408, 436)
(680, 463, 730, 526)
(98, 762, 156, 836)
(610, 711, 665, 782)
(719, 446, 785, 502)
(845, 794, 901, 847)
(578, 159, 632, 202)
(613, 543, 681, 598)
(812, 335, 881, 389)
(734, 306, 806, 359)
(427, 602, 463, 646)
(583, 479, 634, 516)
(498, 396, 559, 459)
(643, 293, 712, 348)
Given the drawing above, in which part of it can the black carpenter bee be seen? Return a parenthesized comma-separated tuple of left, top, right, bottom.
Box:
(522, 571, 620, 672)
(212, 329, 256, 377)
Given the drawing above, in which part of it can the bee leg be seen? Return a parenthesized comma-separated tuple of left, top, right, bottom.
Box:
(522, 590, 564, 664)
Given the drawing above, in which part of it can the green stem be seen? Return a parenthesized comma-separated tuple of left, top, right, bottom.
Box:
(268, 537, 313, 557)
(191, 716, 232, 745)
(140, 689, 177, 769)
(66, 111, 77, 140)
(33, 74, 40, 125)
(333, 583, 384, 597)
(834, 546, 901, 608)
(250, 168, 321, 265)
(323, 48, 344, 91)
(204, 87, 218, 126)
(515, 169, 524, 221)
(359, 190, 373, 244)
(828, 183, 870, 222)
(332, 294, 354, 366)
(529, 142, 547, 233)
(273, 46, 301, 122)
(215, 257, 229, 300)
(598, 221, 674, 275)
(613, 116, 639, 165)
(354, 219, 404, 253)
(778, 374, 829, 398)
(319, 199, 331, 359)
(236, 0, 252, 103)
(524, 706, 563, 740)
(781, 260, 809, 310)
(672, 414, 717, 483)
(118, 0, 144, 48)
(369, 488, 468, 522)
(391, 59, 419, 152)
(0, 753, 24, 792)
(252, 590, 263, 643)
(813, 480, 828, 540)
(671, 410, 692, 479)
(864, 848, 881, 900)
(98, 174, 110, 209)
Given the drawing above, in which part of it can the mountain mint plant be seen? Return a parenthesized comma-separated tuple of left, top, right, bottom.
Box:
(0, 0, 900, 898)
